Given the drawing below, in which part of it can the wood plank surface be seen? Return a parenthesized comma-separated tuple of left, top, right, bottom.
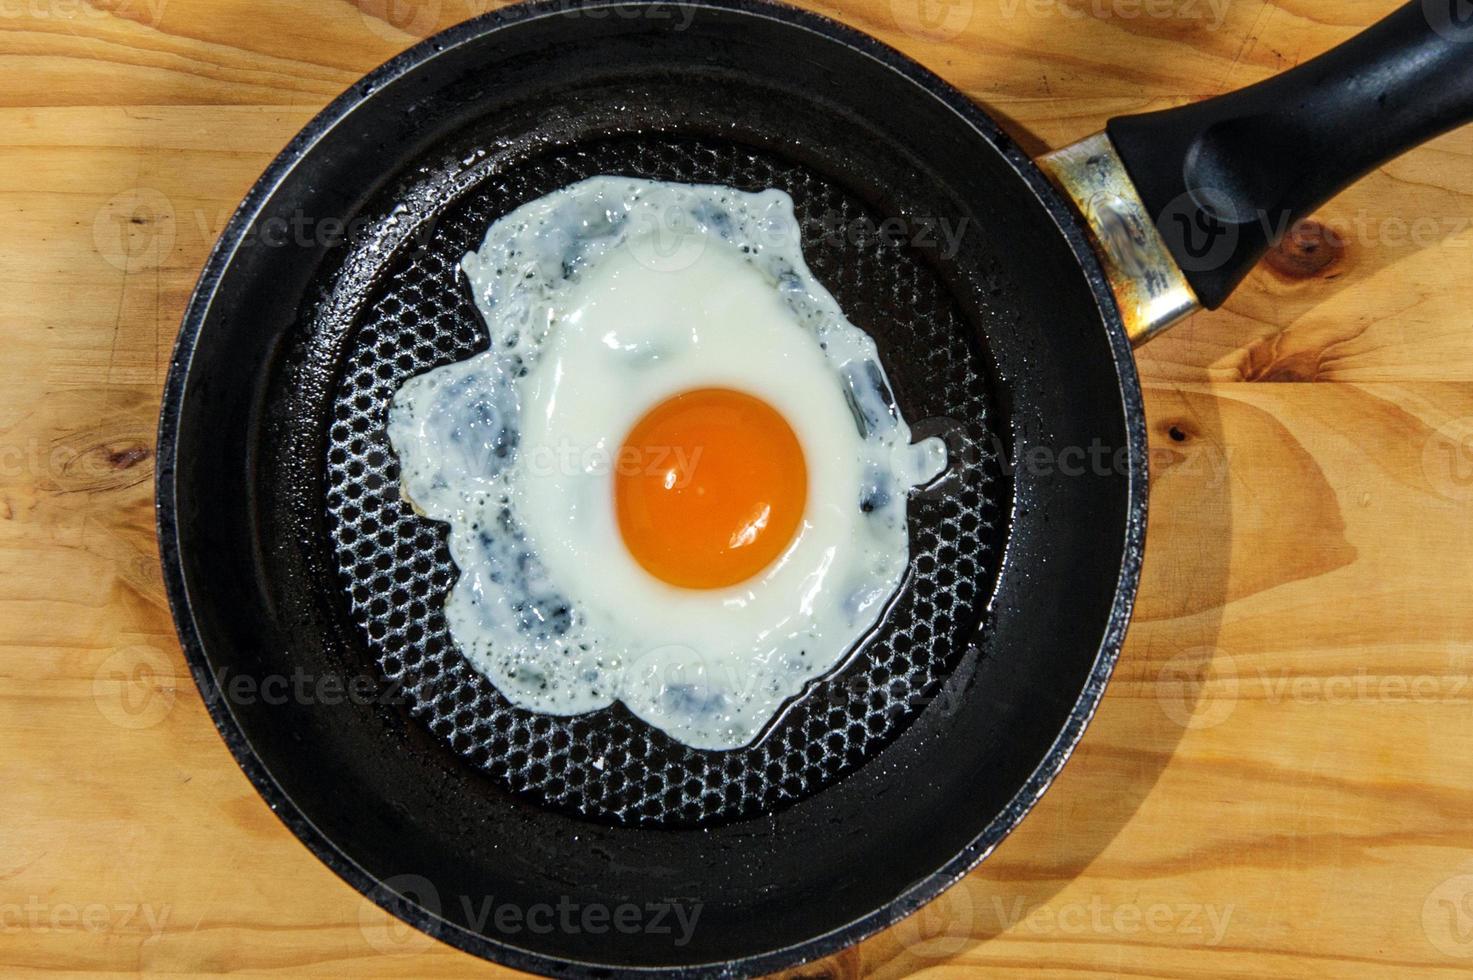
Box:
(4, 0, 1473, 977)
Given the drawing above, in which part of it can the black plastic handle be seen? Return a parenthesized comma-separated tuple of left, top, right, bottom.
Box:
(1106, 1, 1473, 310)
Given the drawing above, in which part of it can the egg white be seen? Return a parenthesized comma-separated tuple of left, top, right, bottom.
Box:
(387, 177, 946, 750)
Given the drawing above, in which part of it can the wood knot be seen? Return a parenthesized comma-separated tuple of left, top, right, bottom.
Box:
(49, 436, 154, 494)
(1265, 219, 1343, 280)
(107, 446, 150, 470)
(1150, 421, 1197, 478)
(1238, 325, 1351, 383)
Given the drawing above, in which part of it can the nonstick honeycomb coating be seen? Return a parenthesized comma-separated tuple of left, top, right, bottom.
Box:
(322, 134, 1005, 826)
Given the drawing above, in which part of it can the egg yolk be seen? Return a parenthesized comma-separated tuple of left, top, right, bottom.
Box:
(614, 388, 807, 590)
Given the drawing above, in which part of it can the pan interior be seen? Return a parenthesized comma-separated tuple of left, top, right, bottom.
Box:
(312, 131, 1009, 826)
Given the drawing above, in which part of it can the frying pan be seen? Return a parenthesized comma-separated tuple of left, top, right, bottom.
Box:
(156, 0, 1473, 974)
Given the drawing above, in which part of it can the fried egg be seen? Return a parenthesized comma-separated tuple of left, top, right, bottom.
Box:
(387, 177, 946, 750)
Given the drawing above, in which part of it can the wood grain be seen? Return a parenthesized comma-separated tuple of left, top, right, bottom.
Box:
(3, 0, 1473, 976)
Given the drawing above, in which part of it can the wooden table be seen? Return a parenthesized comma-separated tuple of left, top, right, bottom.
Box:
(6, 0, 1473, 975)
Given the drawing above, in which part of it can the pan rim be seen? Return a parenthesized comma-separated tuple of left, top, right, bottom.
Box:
(153, 0, 1149, 975)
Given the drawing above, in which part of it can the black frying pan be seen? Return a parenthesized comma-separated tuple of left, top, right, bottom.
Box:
(156, 1, 1473, 974)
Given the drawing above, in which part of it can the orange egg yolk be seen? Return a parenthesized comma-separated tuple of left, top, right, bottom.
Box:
(614, 388, 807, 590)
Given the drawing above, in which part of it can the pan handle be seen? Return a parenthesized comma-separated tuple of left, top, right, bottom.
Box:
(1110, 0, 1473, 311)
(1041, 1, 1473, 345)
